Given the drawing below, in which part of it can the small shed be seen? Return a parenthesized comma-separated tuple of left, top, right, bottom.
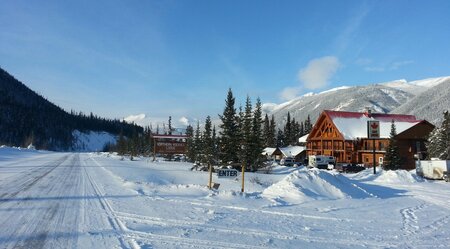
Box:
(272, 145, 307, 162)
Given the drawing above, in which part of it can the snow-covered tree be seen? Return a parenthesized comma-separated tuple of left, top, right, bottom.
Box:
(427, 111, 450, 160)
(384, 120, 401, 170)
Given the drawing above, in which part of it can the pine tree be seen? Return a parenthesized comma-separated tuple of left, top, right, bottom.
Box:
(304, 115, 313, 134)
(384, 120, 402, 170)
(276, 129, 285, 147)
(212, 125, 219, 163)
(202, 116, 214, 164)
(219, 89, 240, 164)
(269, 115, 276, 147)
(427, 111, 450, 160)
(239, 96, 253, 169)
(185, 124, 195, 162)
(194, 121, 202, 162)
(263, 114, 271, 148)
(168, 116, 173, 135)
(250, 97, 264, 171)
(284, 112, 292, 145)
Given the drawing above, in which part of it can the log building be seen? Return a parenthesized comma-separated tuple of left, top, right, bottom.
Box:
(306, 110, 434, 169)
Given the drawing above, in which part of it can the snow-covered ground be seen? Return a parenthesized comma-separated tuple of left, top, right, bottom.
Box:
(72, 130, 116, 152)
(1, 147, 450, 248)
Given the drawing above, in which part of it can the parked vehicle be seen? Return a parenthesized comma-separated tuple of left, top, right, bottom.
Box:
(308, 155, 335, 170)
(280, 157, 298, 166)
(416, 160, 450, 180)
(342, 163, 366, 173)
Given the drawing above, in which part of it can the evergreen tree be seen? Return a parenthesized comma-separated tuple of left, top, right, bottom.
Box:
(263, 114, 271, 148)
(250, 97, 264, 171)
(299, 121, 305, 136)
(427, 111, 450, 159)
(269, 115, 276, 147)
(202, 116, 214, 164)
(219, 89, 239, 164)
(239, 96, 253, 168)
(185, 124, 195, 162)
(168, 116, 173, 135)
(304, 115, 313, 134)
(284, 112, 292, 145)
(384, 120, 402, 170)
(212, 125, 219, 162)
(194, 121, 202, 162)
(117, 131, 127, 155)
(276, 129, 285, 147)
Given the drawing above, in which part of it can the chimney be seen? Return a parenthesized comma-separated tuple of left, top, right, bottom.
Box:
(364, 107, 372, 117)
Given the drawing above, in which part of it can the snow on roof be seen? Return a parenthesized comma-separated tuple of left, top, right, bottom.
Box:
(325, 110, 421, 139)
(298, 134, 309, 143)
(262, 147, 276, 156)
(279, 146, 306, 157)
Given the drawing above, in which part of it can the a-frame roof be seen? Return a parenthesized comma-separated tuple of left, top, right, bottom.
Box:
(309, 110, 427, 140)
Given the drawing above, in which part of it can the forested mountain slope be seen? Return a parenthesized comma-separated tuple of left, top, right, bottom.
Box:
(0, 67, 141, 150)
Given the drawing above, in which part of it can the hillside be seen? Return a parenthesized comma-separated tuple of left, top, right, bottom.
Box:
(391, 77, 450, 124)
(0, 67, 142, 150)
(265, 76, 450, 126)
(265, 84, 414, 127)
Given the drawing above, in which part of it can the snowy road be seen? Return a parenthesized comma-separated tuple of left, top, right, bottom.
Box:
(1, 149, 450, 248)
(0, 153, 131, 248)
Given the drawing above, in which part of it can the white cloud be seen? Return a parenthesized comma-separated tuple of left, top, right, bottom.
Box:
(124, 114, 147, 124)
(279, 86, 302, 101)
(298, 56, 341, 89)
(178, 116, 191, 126)
(390, 60, 414, 70)
(364, 66, 385, 72)
(364, 60, 414, 72)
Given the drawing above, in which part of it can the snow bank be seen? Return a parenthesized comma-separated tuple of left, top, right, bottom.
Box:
(0, 146, 46, 161)
(262, 168, 371, 205)
(350, 168, 424, 184)
(72, 130, 116, 152)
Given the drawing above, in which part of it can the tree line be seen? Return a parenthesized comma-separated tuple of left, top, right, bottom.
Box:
(0, 67, 142, 150)
(184, 89, 313, 171)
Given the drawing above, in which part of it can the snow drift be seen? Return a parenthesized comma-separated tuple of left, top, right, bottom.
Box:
(262, 168, 372, 204)
(350, 168, 424, 184)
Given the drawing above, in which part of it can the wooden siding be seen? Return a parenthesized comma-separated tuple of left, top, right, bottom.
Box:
(306, 111, 434, 169)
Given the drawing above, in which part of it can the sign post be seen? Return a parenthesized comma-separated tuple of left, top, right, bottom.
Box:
(241, 162, 245, 193)
(367, 121, 380, 174)
(150, 134, 188, 162)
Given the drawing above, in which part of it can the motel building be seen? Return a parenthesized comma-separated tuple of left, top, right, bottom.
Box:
(306, 110, 434, 170)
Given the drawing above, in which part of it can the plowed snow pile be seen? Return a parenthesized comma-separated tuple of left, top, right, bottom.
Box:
(262, 168, 371, 204)
(350, 168, 424, 184)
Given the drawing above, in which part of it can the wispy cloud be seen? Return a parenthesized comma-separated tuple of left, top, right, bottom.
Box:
(390, 60, 414, 70)
(279, 86, 302, 101)
(298, 56, 341, 89)
(278, 56, 341, 101)
(363, 60, 414, 72)
(334, 3, 371, 54)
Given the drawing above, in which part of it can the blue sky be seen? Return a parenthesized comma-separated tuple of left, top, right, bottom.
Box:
(1, 0, 450, 127)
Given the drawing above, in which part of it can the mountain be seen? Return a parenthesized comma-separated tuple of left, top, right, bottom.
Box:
(266, 76, 450, 127)
(0, 67, 142, 150)
(391, 77, 450, 124)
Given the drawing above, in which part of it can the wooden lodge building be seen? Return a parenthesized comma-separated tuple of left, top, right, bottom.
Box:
(306, 110, 434, 169)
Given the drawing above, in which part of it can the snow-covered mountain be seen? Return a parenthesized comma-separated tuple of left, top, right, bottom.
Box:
(266, 76, 450, 126)
(391, 77, 450, 124)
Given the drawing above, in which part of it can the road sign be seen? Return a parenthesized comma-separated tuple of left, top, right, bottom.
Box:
(367, 121, 380, 139)
(217, 169, 239, 178)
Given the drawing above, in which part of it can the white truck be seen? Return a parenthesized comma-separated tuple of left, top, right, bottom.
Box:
(308, 155, 336, 170)
(416, 159, 450, 181)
